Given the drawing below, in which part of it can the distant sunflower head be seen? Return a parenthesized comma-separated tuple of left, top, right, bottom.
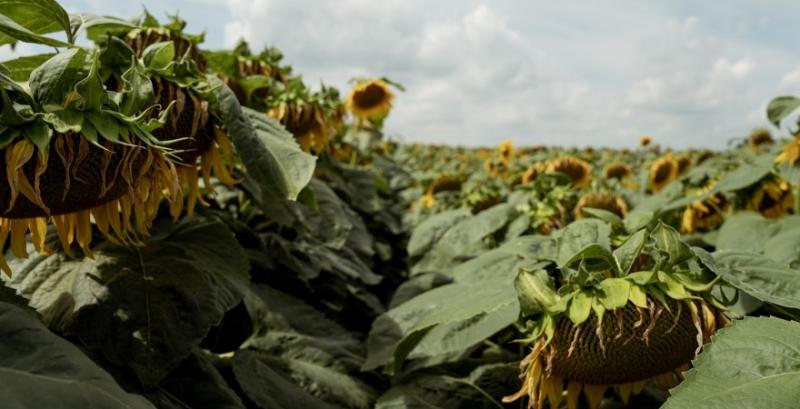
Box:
(681, 188, 729, 233)
(498, 139, 514, 164)
(346, 79, 394, 121)
(747, 178, 794, 219)
(547, 157, 592, 188)
(573, 191, 628, 219)
(427, 175, 463, 195)
(748, 128, 773, 149)
(268, 102, 329, 153)
(640, 135, 652, 147)
(521, 163, 546, 185)
(603, 162, 632, 181)
(775, 137, 800, 166)
(648, 156, 679, 192)
(676, 155, 692, 175)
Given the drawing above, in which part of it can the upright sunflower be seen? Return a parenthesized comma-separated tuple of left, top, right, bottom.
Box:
(346, 78, 394, 122)
(498, 139, 514, 165)
(546, 157, 592, 188)
(639, 135, 652, 147)
(603, 162, 637, 190)
(648, 155, 679, 192)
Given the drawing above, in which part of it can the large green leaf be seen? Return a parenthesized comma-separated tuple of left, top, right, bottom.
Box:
(767, 95, 800, 127)
(407, 208, 471, 259)
(363, 271, 519, 372)
(0, 0, 71, 46)
(714, 212, 780, 253)
(555, 218, 612, 267)
(209, 75, 315, 202)
(0, 53, 54, 81)
(145, 352, 245, 409)
(664, 317, 800, 409)
(231, 349, 339, 409)
(0, 302, 155, 409)
(9, 220, 250, 388)
(711, 250, 800, 309)
(375, 364, 517, 409)
(29, 48, 87, 106)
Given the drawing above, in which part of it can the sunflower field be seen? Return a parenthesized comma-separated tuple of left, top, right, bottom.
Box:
(1, 2, 800, 409)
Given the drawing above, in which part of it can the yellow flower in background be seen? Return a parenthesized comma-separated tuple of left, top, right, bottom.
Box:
(747, 178, 794, 218)
(574, 191, 629, 219)
(546, 156, 592, 188)
(640, 135, 652, 147)
(521, 163, 546, 185)
(346, 79, 394, 121)
(648, 155, 679, 192)
(681, 188, 729, 233)
(775, 137, 800, 166)
(498, 139, 514, 165)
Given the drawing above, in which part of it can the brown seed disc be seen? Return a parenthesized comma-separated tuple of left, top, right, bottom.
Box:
(0, 134, 147, 218)
(545, 298, 698, 385)
(150, 80, 215, 164)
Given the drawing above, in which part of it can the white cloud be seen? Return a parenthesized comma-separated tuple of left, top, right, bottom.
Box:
(48, 0, 794, 149)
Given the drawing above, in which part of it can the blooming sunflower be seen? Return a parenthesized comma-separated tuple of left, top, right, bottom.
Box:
(681, 188, 729, 233)
(419, 175, 463, 209)
(346, 78, 394, 122)
(648, 156, 679, 192)
(504, 224, 727, 409)
(546, 157, 592, 188)
(676, 155, 692, 175)
(747, 178, 794, 219)
(573, 192, 628, 219)
(602, 162, 637, 189)
(639, 135, 652, 147)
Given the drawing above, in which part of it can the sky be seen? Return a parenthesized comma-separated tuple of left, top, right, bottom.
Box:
(4, 0, 800, 149)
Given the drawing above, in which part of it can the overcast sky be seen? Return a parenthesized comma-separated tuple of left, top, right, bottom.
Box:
(6, 1, 800, 148)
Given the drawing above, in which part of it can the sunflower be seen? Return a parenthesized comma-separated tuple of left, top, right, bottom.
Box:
(419, 175, 463, 209)
(505, 296, 725, 409)
(574, 192, 628, 219)
(602, 162, 637, 190)
(268, 102, 329, 153)
(546, 157, 592, 188)
(775, 137, 800, 166)
(123, 20, 241, 218)
(346, 79, 394, 122)
(521, 163, 546, 185)
(676, 155, 692, 175)
(747, 178, 794, 219)
(648, 156, 679, 192)
(498, 139, 514, 165)
(639, 135, 652, 147)
(504, 230, 727, 409)
(681, 189, 729, 233)
(748, 128, 773, 149)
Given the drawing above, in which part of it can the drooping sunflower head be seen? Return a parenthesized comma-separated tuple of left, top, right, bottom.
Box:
(521, 163, 546, 185)
(427, 174, 463, 195)
(505, 224, 728, 409)
(603, 162, 632, 181)
(747, 178, 794, 218)
(681, 188, 729, 233)
(748, 128, 774, 149)
(346, 78, 394, 122)
(648, 155, 679, 192)
(546, 157, 592, 188)
(639, 135, 652, 147)
(676, 155, 692, 175)
(268, 101, 329, 153)
(775, 137, 800, 166)
(573, 191, 628, 219)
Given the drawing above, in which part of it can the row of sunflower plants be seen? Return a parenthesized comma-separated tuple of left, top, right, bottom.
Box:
(0, 2, 412, 408)
(366, 99, 800, 407)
